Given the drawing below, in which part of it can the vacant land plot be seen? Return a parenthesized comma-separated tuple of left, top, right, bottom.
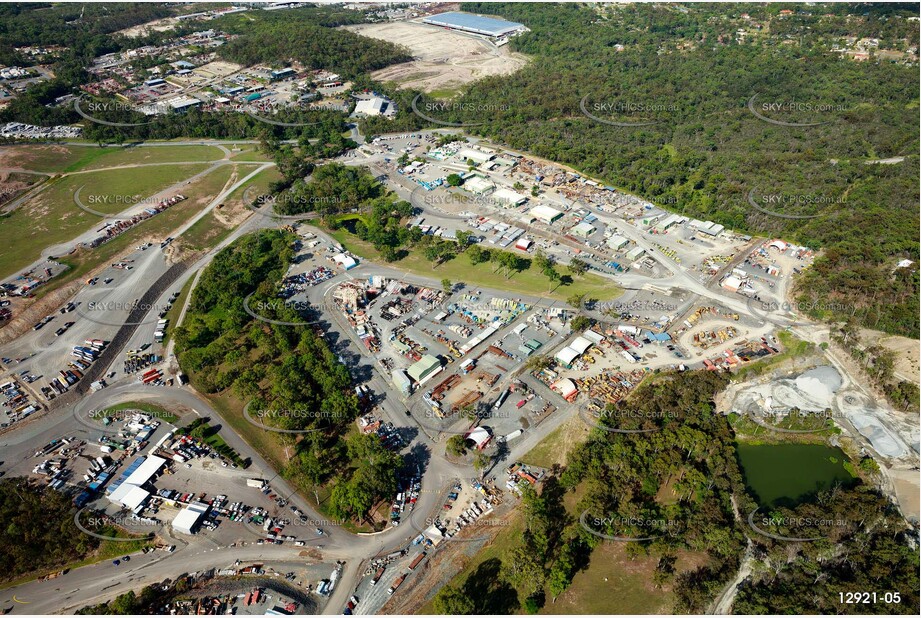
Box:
(0, 144, 107, 174)
(521, 416, 592, 469)
(0, 163, 210, 278)
(545, 543, 708, 615)
(0, 144, 226, 175)
(229, 146, 274, 162)
(343, 21, 528, 94)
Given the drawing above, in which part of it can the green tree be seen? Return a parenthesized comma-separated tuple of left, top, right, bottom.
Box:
(446, 434, 467, 457)
(567, 293, 586, 309)
(568, 258, 588, 277)
(433, 584, 475, 614)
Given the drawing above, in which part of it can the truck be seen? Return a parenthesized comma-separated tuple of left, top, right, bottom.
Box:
(387, 574, 406, 595)
(154, 330, 164, 343)
(408, 553, 426, 571)
(247, 478, 267, 488)
(370, 566, 385, 586)
(492, 388, 509, 410)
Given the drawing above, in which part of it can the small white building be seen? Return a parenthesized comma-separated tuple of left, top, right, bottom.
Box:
(333, 253, 357, 270)
(626, 246, 646, 261)
(464, 176, 494, 194)
(173, 501, 210, 535)
(721, 275, 743, 292)
(571, 221, 596, 237)
(353, 97, 389, 116)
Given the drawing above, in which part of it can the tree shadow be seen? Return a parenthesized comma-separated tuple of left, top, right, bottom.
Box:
(462, 557, 520, 614)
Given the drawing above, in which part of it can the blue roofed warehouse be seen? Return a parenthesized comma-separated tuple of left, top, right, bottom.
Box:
(421, 12, 526, 38)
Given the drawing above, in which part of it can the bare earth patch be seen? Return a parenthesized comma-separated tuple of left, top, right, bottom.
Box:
(861, 328, 920, 385)
(342, 21, 529, 93)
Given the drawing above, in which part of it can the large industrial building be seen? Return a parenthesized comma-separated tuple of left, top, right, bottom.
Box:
(422, 12, 526, 38)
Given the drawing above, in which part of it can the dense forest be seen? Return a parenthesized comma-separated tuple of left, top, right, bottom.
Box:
(213, 7, 411, 77)
(173, 229, 402, 525)
(362, 2, 920, 338)
(276, 162, 385, 215)
(733, 483, 919, 614)
(0, 478, 97, 580)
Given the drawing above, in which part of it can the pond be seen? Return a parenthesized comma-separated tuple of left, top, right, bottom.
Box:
(736, 442, 858, 508)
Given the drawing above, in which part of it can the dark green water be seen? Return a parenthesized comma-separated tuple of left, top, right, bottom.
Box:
(736, 442, 858, 507)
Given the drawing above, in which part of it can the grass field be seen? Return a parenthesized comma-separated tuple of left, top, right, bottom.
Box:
(77, 145, 225, 171)
(520, 416, 592, 469)
(175, 165, 278, 252)
(228, 146, 274, 162)
(32, 165, 235, 300)
(0, 163, 211, 279)
(322, 226, 622, 302)
(177, 209, 238, 252)
(0, 143, 224, 174)
(101, 400, 180, 424)
(0, 144, 109, 173)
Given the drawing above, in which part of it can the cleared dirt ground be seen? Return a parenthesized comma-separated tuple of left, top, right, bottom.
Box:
(342, 21, 528, 93)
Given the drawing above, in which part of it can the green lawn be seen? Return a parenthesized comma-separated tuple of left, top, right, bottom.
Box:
(323, 227, 622, 302)
(0, 163, 210, 279)
(225, 166, 283, 200)
(229, 147, 274, 162)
